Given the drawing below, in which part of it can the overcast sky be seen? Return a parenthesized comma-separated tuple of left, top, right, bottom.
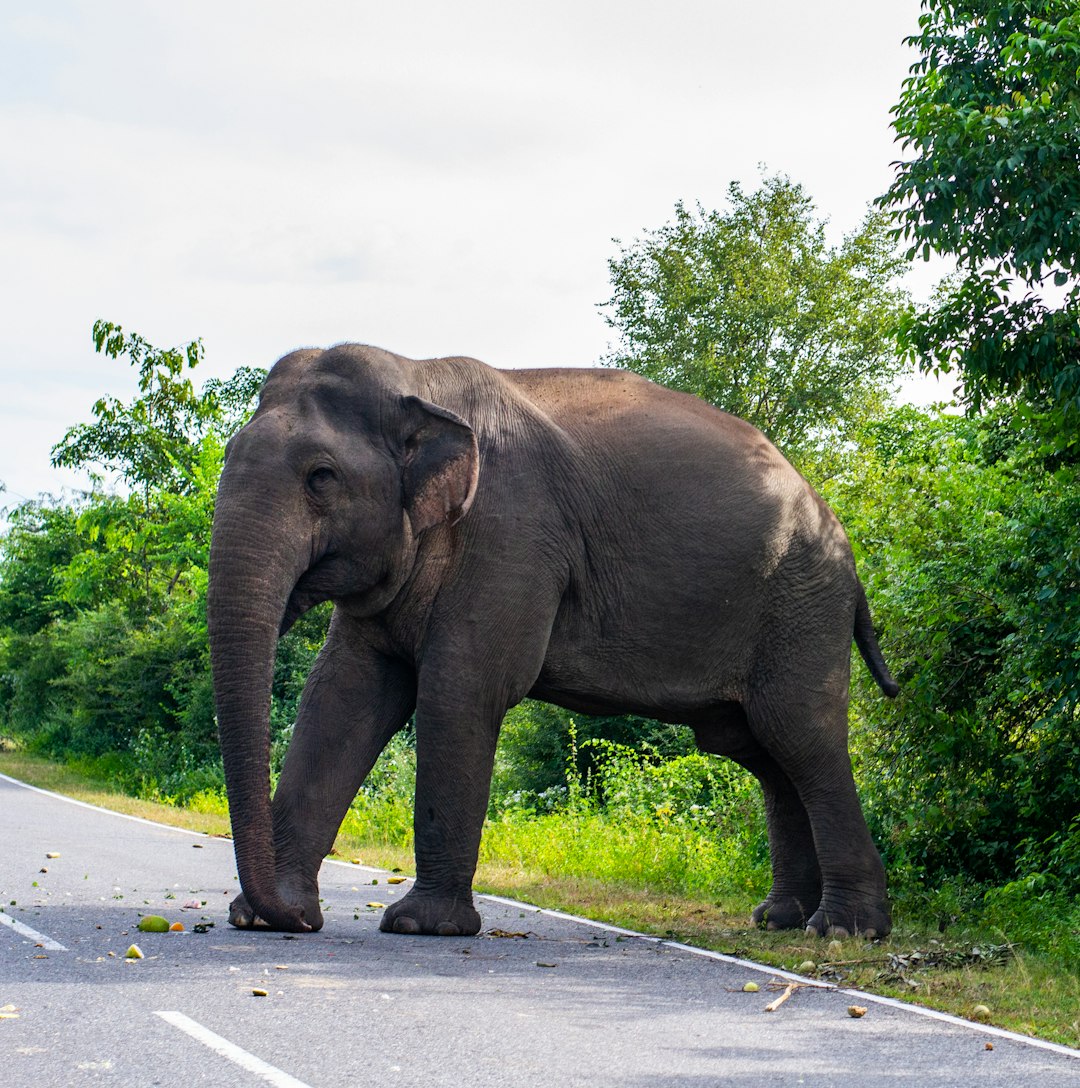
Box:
(1, 1, 944, 505)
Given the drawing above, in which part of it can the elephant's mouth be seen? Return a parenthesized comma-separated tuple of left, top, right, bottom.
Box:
(279, 557, 340, 635)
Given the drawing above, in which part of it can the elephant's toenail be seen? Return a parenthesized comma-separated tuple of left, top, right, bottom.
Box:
(435, 922, 461, 936)
(393, 917, 421, 934)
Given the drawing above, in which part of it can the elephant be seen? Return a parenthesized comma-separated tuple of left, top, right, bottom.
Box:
(207, 343, 898, 942)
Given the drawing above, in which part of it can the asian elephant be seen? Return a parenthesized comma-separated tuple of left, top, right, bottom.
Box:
(208, 343, 898, 941)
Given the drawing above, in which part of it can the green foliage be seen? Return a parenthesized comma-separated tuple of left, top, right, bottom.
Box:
(52, 320, 212, 495)
(340, 729, 418, 849)
(482, 733, 768, 901)
(826, 406, 1080, 894)
(491, 699, 694, 810)
(0, 320, 272, 801)
(880, 1, 1080, 417)
(601, 173, 909, 467)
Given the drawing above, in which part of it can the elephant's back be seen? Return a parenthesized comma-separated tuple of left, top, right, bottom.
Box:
(503, 366, 811, 517)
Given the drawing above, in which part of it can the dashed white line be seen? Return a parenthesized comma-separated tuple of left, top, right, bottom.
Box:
(155, 1011, 314, 1088)
(0, 909, 68, 951)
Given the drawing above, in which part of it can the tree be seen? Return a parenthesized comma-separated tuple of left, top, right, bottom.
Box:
(48, 321, 265, 614)
(51, 320, 264, 498)
(824, 405, 1080, 894)
(879, 1, 1080, 419)
(600, 174, 910, 467)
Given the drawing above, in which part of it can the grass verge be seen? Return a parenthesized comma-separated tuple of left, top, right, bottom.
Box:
(3, 748, 1078, 1050)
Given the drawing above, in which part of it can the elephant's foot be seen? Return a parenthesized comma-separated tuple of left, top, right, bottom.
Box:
(379, 889, 481, 936)
(751, 891, 819, 931)
(227, 884, 324, 932)
(804, 895, 891, 940)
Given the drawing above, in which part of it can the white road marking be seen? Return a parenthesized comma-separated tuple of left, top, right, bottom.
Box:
(8, 772, 1080, 1060)
(0, 772, 216, 839)
(0, 909, 68, 951)
(479, 895, 1080, 1060)
(155, 1011, 313, 1088)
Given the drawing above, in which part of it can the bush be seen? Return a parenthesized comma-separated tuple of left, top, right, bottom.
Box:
(831, 406, 1080, 897)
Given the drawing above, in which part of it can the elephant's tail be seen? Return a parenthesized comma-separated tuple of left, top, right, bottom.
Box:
(854, 584, 899, 698)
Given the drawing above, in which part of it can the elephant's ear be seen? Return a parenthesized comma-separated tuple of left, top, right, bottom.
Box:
(401, 397, 479, 535)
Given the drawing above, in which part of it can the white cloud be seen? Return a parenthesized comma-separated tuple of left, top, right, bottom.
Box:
(0, 0, 929, 503)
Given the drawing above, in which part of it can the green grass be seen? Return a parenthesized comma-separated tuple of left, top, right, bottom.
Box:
(3, 747, 1078, 1050)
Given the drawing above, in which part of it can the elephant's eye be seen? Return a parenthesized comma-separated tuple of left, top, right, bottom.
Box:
(306, 466, 337, 496)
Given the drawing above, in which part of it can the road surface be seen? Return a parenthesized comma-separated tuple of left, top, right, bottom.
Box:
(2, 772, 1078, 1086)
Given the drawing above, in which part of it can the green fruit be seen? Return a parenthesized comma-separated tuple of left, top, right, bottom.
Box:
(798, 960, 817, 973)
(137, 915, 170, 932)
(124, 944, 144, 959)
(742, 981, 760, 992)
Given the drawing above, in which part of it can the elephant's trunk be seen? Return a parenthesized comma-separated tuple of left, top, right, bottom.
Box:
(207, 478, 311, 933)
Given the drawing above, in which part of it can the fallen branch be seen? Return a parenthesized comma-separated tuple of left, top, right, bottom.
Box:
(764, 983, 798, 1012)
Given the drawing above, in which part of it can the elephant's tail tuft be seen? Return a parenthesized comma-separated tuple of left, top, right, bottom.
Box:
(854, 584, 899, 698)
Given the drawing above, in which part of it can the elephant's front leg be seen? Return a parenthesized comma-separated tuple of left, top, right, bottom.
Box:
(378, 691, 502, 937)
(229, 619, 415, 930)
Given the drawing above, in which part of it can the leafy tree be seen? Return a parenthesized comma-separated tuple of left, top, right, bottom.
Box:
(52, 321, 212, 498)
(49, 321, 265, 615)
(880, 1, 1080, 418)
(0, 321, 277, 795)
(825, 406, 1080, 895)
(601, 174, 910, 467)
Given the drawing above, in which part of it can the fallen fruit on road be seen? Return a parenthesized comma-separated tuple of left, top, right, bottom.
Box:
(137, 915, 170, 933)
(387, 877, 406, 884)
(252, 988, 268, 997)
(125, 945, 144, 959)
(169, 922, 184, 932)
(847, 1005, 867, 1018)
(366, 902, 386, 909)
(742, 982, 760, 992)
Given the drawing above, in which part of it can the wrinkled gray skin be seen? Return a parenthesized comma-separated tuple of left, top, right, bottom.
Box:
(208, 344, 898, 941)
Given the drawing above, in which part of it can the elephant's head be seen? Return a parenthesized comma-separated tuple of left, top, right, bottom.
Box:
(207, 344, 478, 930)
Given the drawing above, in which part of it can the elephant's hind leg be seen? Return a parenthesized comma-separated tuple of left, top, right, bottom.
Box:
(694, 715, 821, 931)
(744, 687, 891, 939)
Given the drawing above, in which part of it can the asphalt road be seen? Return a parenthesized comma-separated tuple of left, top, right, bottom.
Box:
(2, 772, 1078, 1087)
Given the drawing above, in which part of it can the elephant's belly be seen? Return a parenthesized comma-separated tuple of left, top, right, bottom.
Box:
(530, 636, 748, 727)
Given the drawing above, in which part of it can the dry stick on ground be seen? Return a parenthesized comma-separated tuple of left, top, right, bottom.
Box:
(764, 983, 800, 1012)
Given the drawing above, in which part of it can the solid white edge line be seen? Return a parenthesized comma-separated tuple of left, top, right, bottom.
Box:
(477, 893, 1080, 1060)
(0, 772, 211, 838)
(155, 1011, 313, 1088)
(8, 773, 1079, 1060)
(0, 772, 388, 876)
(0, 909, 68, 951)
